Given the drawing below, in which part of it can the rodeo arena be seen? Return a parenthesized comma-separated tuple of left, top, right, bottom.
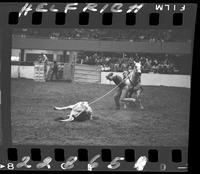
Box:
(11, 28, 191, 146)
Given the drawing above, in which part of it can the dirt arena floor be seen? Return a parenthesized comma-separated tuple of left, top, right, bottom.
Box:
(11, 79, 190, 146)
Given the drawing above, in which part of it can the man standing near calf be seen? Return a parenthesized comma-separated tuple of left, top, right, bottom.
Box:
(106, 72, 129, 109)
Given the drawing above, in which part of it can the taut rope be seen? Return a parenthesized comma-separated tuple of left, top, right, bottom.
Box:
(88, 72, 131, 106)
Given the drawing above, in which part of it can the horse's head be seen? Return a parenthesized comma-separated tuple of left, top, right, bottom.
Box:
(122, 69, 135, 82)
(134, 61, 142, 73)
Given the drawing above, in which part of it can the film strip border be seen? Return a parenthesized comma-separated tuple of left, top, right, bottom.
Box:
(0, 3, 197, 28)
(9, 11, 184, 26)
(0, 147, 188, 171)
(0, 3, 195, 172)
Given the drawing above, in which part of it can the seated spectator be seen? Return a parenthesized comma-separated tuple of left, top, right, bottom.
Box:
(74, 52, 184, 75)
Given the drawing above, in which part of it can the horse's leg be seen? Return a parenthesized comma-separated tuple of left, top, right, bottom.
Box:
(128, 87, 134, 98)
(114, 88, 122, 109)
(123, 87, 137, 104)
(120, 86, 129, 109)
(136, 88, 144, 109)
(125, 87, 133, 107)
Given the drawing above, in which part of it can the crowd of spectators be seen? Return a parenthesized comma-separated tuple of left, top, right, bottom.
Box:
(12, 28, 191, 75)
(13, 28, 191, 43)
(76, 52, 191, 74)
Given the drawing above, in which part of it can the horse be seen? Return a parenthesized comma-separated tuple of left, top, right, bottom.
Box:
(119, 62, 144, 109)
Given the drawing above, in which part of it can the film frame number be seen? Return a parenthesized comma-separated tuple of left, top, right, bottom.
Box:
(61, 156, 78, 170)
(16, 156, 32, 168)
(88, 154, 101, 171)
(107, 157, 125, 169)
(36, 156, 52, 169)
(7, 163, 14, 170)
(160, 163, 167, 171)
(4, 155, 171, 171)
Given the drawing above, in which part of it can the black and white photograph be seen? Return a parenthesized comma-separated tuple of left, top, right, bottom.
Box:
(0, 28, 2, 144)
(11, 28, 192, 146)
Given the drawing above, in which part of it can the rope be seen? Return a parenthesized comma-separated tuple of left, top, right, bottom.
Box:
(88, 73, 131, 106)
(58, 72, 133, 121)
(88, 84, 119, 105)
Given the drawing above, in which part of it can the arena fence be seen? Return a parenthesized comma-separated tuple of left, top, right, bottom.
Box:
(74, 64, 101, 83)
(101, 72, 191, 88)
(33, 62, 46, 82)
(11, 65, 34, 79)
(11, 65, 190, 88)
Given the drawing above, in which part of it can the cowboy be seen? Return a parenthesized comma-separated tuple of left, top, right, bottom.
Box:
(106, 72, 129, 109)
(50, 61, 58, 80)
(41, 54, 48, 78)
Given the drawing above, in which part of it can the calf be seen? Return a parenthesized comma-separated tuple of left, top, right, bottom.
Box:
(54, 101, 92, 122)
